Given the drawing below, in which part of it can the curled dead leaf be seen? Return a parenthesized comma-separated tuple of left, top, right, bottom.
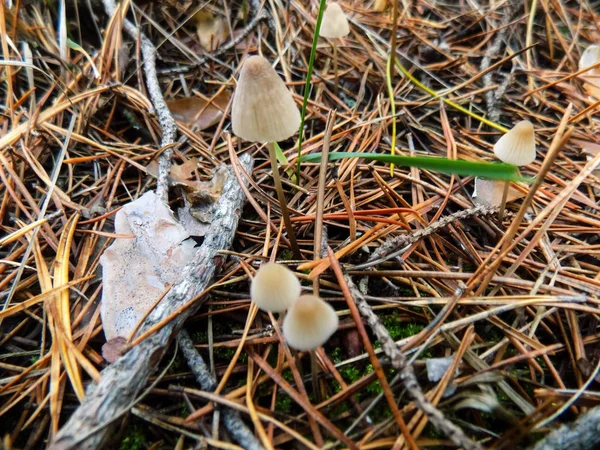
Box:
(193, 10, 229, 51)
(178, 165, 229, 236)
(102, 337, 128, 364)
(583, 82, 600, 100)
(472, 177, 526, 208)
(100, 192, 196, 340)
(171, 158, 198, 182)
(166, 90, 231, 131)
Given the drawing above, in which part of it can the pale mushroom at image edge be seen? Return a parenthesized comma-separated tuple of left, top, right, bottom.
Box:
(579, 44, 600, 74)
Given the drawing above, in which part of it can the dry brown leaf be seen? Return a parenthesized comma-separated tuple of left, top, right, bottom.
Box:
(178, 164, 229, 236)
(145, 158, 198, 186)
(171, 158, 198, 182)
(472, 178, 526, 208)
(102, 337, 128, 364)
(166, 90, 231, 131)
(100, 192, 196, 341)
(583, 82, 600, 99)
(373, 0, 387, 12)
(193, 10, 229, 51)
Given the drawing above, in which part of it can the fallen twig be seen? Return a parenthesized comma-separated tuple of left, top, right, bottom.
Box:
(102, 0, 177, 202)
(354, 204, 498, 270)
(344, 275, 483, 450)
(178, 329, 264, 450)
(528, 405, 600, 450)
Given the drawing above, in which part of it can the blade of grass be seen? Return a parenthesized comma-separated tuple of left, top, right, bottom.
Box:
(393, 58, 509, 133)
(31, 233, 62, 435)
(273, 141, 295, 181)
(54, 213, 85, 402)
(295, 0, 327, 181)
(300, 152, 527, 181)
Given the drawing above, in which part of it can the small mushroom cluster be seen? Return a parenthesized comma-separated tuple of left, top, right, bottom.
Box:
(251, 262, 339, 351)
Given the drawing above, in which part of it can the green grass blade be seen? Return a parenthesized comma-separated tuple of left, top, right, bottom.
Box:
(299, 152, 528, 182)
(393, 58, 509, 133)
(296, 0, 328, 181)
(273, 141, 296, 181)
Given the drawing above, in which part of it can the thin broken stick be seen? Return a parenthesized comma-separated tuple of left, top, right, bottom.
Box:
(343, 275, 483, 450)
(102, 0, 177, 202)
(178, 329, 264, 450)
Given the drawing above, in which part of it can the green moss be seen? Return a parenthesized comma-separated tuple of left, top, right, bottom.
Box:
(369, 403, 392, 421)
(381, 313, 424, 340)
(275, 395, 293, 414)
(282, 369, 294, 382)
(331, 347, 342, 363)
(280, 249, 294, 260)
(119, 426, 146, 450)
(422, 422, 443, 439)
(366, 380, 382, 395)
(340, 365, 362, 384)
(193, 331, 208, 342)
(332, 380, 342, 393)
(179, 402, 190, 417)
(213, 346, 236, 360)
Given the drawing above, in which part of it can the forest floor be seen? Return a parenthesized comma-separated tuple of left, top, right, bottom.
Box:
(1, 0, 600, 449)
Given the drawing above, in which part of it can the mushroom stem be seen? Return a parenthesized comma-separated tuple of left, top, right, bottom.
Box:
(332, 41, 339, 95)
(498, 180, 509, 221)
(267, 142, 301, 259)
(310, 350, 322, 403)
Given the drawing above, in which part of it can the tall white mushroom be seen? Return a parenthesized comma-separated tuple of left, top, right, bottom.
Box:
(493, 120, 536, 219)
(231, 55, 301, 258)
(319, 2, 350, 94)
(493, 120, 536, 167)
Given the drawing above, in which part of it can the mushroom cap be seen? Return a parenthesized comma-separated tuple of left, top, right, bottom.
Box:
(319, 2, 350, 39)
(282, 294, 339, 351)
(250, 262, 301, 313)
(493, 120, 536, 166)
(579, 44, 600, 73)
(231, 55, 301, 143)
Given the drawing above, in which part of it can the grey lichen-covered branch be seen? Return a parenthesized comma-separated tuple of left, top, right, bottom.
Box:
(178, 330, 264, 450)
(102, 0, 177, 202)
(49, 154, 254, 450)
(345, 276, 484, 450)
(529, 406, 600, 450)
